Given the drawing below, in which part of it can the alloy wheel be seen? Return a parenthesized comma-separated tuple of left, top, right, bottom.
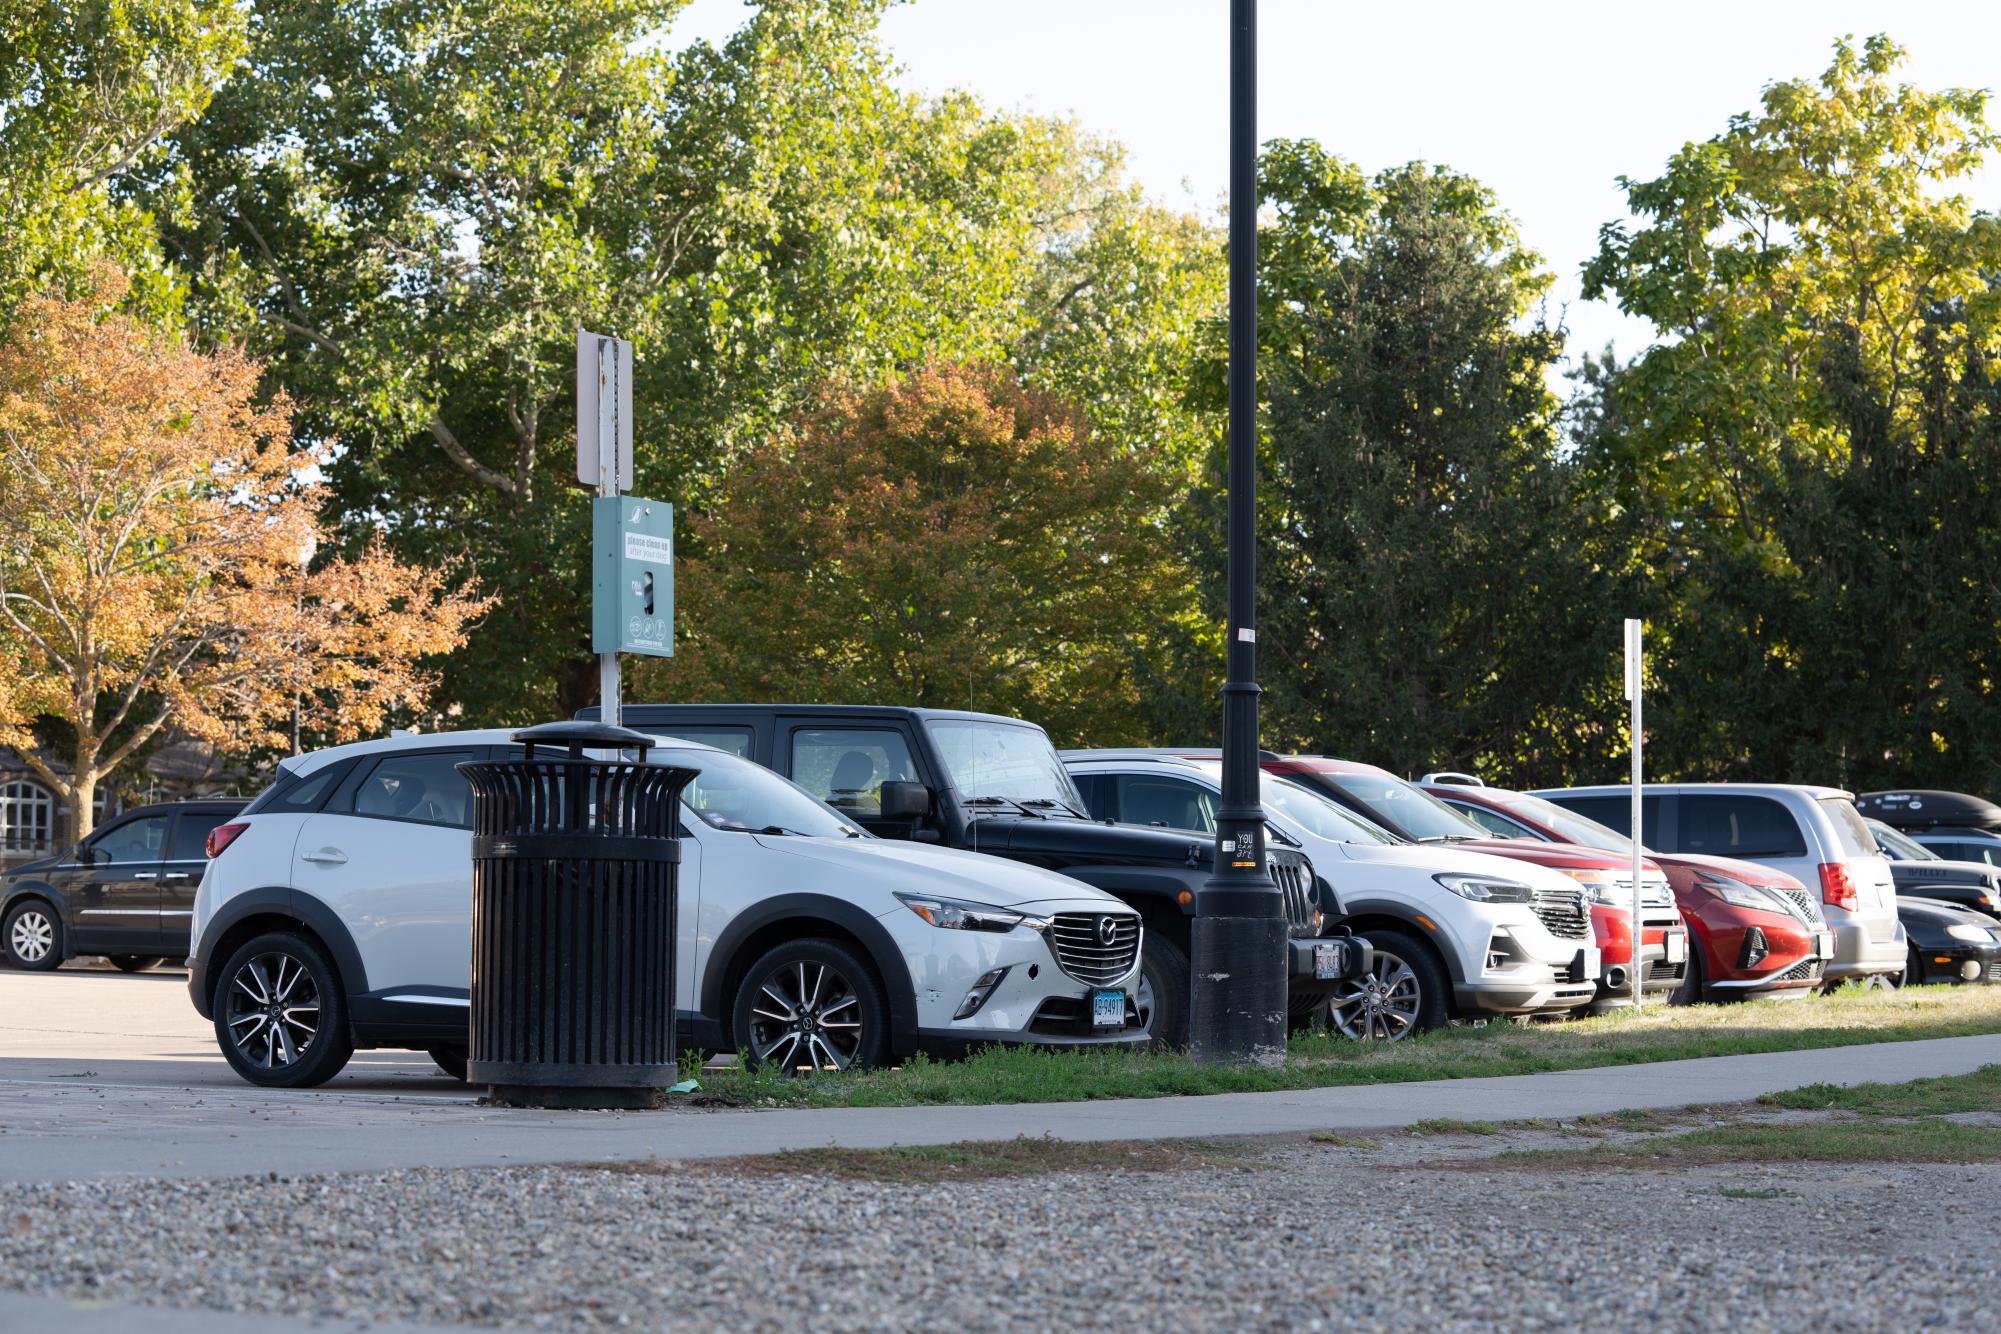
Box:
(1133, 970, 1156, 1032)
(224, 951, 322, 1071)
(1328, 952, 1422, 1041)
(747, 960, 864, 1073)
(8, 908, 53, 964)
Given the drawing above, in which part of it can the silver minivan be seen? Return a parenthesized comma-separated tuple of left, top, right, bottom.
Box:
(1532, 783, 1905, 987)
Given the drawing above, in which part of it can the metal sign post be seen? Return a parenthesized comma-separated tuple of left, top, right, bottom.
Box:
(578, 330, 635, 724)
(1624, 618, 1644, 1012)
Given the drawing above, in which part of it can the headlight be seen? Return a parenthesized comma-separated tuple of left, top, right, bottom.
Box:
(1696, 873, 1790, 914)
(1946, 923, 1992, 943)
(894, 893, 1046, 933)
(1434, 872, 1533, 903)
(1556, 869, 1622, 905)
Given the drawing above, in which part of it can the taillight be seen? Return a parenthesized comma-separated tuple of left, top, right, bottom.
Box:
(207, 822, 249, 858)
(1818, 862, 1858, 912)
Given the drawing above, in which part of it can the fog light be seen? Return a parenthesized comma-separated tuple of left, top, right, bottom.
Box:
(954, 967, 1009, 1020)
(1960, 960, 1982, 982)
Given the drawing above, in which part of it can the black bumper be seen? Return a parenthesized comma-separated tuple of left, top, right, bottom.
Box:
(1289, 935, 1372, 989)
(1911, 941, 2001, 985)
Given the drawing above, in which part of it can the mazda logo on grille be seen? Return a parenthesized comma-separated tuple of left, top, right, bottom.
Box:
(1096, 916, 1118, 948)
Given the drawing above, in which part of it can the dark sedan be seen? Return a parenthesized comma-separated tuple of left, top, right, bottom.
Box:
(2, 800, 244, 971)
(1897, 897, 2001, 987)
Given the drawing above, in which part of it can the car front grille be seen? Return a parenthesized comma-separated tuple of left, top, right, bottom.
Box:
(1644, 957, 1687, 984)
(1047, 913, 1143, 987)
(1777, 887, 1822, 923)
(1615, 874, 1676, 909)
(1530, 886, 1590, 940)
(1987, 959, 2001, 983)
(1776, 957, 1825, 983)
(1271, 851, 1318, 936)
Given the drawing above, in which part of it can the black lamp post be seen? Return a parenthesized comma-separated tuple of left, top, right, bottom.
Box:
(1189, 0, 1286, 1065)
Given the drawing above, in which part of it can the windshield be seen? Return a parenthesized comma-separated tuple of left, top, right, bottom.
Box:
(1492, 791, 1634, 855)
(1325, 772, 1487, 841)
(929, 720, 1085, 812)
(652, 746, 861, 838)
(1870, 821, 1936, 861)
(1190, 763, 1396, 844)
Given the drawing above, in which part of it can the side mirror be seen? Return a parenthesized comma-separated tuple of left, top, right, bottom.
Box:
(74, 844, 103, 866)
(878, 781, 932, 822)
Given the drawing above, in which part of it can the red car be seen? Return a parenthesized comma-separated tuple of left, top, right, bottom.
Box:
(1420, 778, 1829, 1002)
(1258, 756, 1687, 1013)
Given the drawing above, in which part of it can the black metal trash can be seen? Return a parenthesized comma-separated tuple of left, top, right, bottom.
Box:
(459, 721, 697, 1108)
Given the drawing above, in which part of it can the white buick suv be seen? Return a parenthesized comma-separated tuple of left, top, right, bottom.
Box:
(189, 730, 1145, 1087)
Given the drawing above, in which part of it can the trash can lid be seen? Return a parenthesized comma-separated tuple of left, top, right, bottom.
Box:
(512, 720, 659, 757)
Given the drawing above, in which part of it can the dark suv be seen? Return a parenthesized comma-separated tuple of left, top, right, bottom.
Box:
(2, 799, 244, 972)
(589, 704, 1362, 1046)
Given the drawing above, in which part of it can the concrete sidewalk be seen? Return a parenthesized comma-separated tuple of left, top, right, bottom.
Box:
(0, 1291, 484, 1333)
(5, 1032, 1998, 1186)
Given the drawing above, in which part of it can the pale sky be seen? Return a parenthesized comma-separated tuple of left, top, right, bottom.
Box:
(672, 0, 2000, 371)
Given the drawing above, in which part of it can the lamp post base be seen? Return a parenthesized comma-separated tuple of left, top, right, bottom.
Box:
(1189, 909, 1289, 1067)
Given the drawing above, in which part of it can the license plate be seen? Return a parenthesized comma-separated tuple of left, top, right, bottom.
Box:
(1665, 931, 1687, 964)
(1814, 931, 1835, 960)
(1091, 990, 1126, 1029)
(1573, 947, 1601, 982)
(1314, 941, 1344, 980)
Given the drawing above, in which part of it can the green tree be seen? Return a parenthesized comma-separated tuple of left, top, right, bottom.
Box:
(643, 362, 1204, 744)
(0, 0, 243, 322)
(1583, 36, 2001, 788)
(150, 0, 1168, 723)
(1235, 143, 1626, 780)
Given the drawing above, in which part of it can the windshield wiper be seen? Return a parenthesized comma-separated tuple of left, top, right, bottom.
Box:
(1020, 798, 1085, 818)
(754, 825, 815, 837)
(1417, 834, 1477, 844)
(964, 795, 1037, 817)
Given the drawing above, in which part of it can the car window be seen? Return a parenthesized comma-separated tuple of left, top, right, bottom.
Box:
(1260, 775, 1394, 843)
(1817, 798, 1879, 859)
(1938, 841, 2001, 866)
(89, 814, 170, 864)
(1116, 776, 1214, 833)
(243, 760, 352, 817)
(348, 750, 477, 828)
(1449, 801, 1535, 839)
(1546, 794, 1663, 846)
(1678, 794, 1807, 858)
(1072, 774, 1115, 821)
(655, 747, 858, 838)
(1323, 773, 1487, 841)
(648, 728, 754, 759)
(789, 729, 917, 820)
(1490, 792, 1633, 854)
(1869, 821, 1935, 861)
(167, 812, 233, 861)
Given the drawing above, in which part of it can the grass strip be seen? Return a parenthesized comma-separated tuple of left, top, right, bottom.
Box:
(684, 986, 2001, 1110)
(1499, 1117, 2001, 1167)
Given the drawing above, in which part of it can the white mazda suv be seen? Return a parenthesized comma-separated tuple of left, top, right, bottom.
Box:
(189, 729, 1145, 1087)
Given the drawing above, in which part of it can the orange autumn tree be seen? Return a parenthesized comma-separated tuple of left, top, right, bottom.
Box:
(0, 271, 491, 838)
(648, 361, 1202, 743)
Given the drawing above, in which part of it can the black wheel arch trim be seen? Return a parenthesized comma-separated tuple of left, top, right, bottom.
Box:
(703, 893, 919, 1057)
(2, 883, 67, 928)
(191, 886, 368, 1020)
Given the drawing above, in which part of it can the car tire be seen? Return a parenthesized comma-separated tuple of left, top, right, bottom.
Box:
(213, 932, 354, 1088)
(1899, 944, 1922, 989)
(1668, 940, 1707, 1006)
(427, 1045, 469, 1082)
(1136, 929, 1190, 1050)
(1327, 929, 1446, 1042)
(3, 899, 64, 971)
(107, 955, 164, 973)
(732, 938, 888, 1075)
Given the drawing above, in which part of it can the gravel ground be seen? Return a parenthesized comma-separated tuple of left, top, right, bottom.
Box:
(1, 1121, 1998, 1332)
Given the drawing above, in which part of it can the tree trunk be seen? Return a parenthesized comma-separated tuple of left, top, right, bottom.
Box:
(69, 769, 97, 845)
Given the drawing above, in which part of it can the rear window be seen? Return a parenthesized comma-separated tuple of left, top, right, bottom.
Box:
(1818, 797, 1880, 859)
(1678, 794, 1807, 858)
(239, 759, 353, 817)
(168, 811, 236, 861)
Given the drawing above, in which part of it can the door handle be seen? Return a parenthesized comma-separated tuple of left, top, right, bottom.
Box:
(130, 871, 159, 880)
(162, 871, 197, 882)
(302, 848, 348, 865)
